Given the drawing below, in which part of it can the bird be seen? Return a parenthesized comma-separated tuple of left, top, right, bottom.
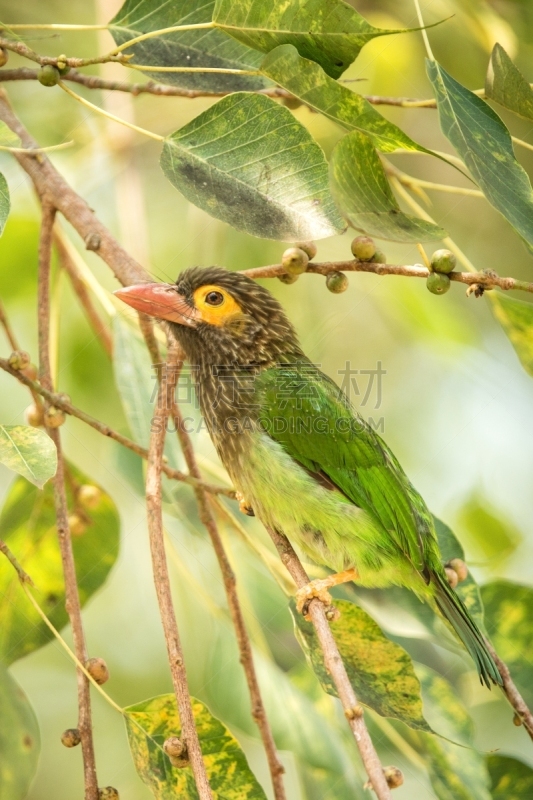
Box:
(115, 266, 501, 688)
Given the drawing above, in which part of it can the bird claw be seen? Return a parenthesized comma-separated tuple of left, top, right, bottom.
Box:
(236, 492, 254, 516)
(296, 579, 339, 620)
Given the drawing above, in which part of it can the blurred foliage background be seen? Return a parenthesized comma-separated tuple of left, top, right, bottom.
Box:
(1, 0, 533, 798)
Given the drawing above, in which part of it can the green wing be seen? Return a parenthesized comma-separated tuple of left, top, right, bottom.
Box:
(256, 361, 438, 574)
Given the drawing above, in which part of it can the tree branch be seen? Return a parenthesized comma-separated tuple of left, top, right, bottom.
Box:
(37, 200, 99, 800)
(266, 527, 393, 799)
(146, 337, 213, 799)
(485, 639, 533, 743)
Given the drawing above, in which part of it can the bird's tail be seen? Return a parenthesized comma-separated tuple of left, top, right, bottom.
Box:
(432, 571, 502, 688)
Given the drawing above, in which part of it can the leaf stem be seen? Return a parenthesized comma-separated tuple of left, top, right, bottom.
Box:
(512, 136, 533, 153)
(413, 0, 435, 61)
(109, 21, 215, 54)
(125, 63, 260, 74)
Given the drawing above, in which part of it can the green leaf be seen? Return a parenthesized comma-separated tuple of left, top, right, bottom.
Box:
(0, 425, 57, 488)
(292, 598, 433, 732)
(213, 0, 433, 79)
(490, 293, 533, 377)
(433, 516, 485, 630)
(486, 44, 533, 122)
(113, 315, 183, 470)
(0, 664, 40, 800)
(487, 754, 533, 800)
(329, 131, 446, 242)
(110, 0, 268, 92)
(125, 693, 267, 799)
(0, 172, 10, 237)
(0, 465, 119, 663)
(456, 492, 521, 566)
(480, 580, 533, 708)
(427, 60, 533, 247)
(260, 45, 430, 153)
(161, 92, 345, 240)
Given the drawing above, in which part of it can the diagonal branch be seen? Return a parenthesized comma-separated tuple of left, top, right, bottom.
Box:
(37, 200, 99, 800)
(146, 337, 213, 799)
(266, 527, 393, 800)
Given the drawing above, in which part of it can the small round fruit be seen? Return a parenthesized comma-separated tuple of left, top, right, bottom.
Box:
(282, 247, 309, 275)
(294, 241, 317, 260)
(86, 657, 109, 685)
(21, 363, 38, 381)
(326, 272, 349, 294)
(44, 406, 65, 428)
(431, 249, 456, 274)
(370, 249, 387, 264)
(98, 789, 119, 800)
(350, 236, 376, 261)
(426, 272, 451, 295)
(384, 766, 404, 789)
(68, 514, 87, 536)
(8, 350, 30, 370)
(25, 403, 44, 428)
(38, 65, 60, 87)
(57, 54, 70, 76)
(61, 728, 81, 748)
(78, 485, 102, 509)
(447, 558, 468, 583)
(278, 272, 299, 285)
(445, 566, 459, 589)
(0, 48, 8, 68)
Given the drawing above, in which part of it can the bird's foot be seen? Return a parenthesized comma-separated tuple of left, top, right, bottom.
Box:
(444, 558, 468, 589)
(236, 491, 254, 516)
(296, 579, 339, 621)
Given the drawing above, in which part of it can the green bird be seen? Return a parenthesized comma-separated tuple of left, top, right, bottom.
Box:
(116, 266, 501, 688)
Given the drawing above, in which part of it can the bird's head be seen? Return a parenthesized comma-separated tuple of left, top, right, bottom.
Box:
(114, 266, 302, 367)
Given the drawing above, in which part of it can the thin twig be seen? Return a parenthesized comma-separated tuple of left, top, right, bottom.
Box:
(0, 538, 34, 585)
(0, 297, 19, 350)
(146, 338, 213, 799)
(163, 341, 287, 800)
(0, 356, 234, 497)
(266, 527, 393, 799)
(38, 200, 99, 800)
(54, 232, 113, 357)
(485, 639, 533, 743)
(0, 37, 130, 68)
(241, 260, 533, 293)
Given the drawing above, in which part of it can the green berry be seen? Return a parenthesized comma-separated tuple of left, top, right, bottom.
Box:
(350, 236, 376, 261)
(370, 249, 387, 264)
(430, 249, 456, 274)
(294, 241, 317, 260)
(278, 272, 299, 285)
(326, 272, 349, 293)
(426, 272, 450, 295)
(282, 247, 309, 275)
(57, 54, 70, 76)
(38, 65, 60, 87)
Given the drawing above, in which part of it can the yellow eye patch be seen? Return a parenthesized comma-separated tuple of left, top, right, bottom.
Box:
(193, 284, 243, 326)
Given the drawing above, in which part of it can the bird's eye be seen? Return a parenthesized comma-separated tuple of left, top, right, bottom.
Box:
(205, 290, 224, 306)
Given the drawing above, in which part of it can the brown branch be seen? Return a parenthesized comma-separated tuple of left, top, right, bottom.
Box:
(38, 200, 99, 800)
(266, 527, 393, 800)
(485, 639, 533, 742)
(162, 343, 287, 800)
(146, 338, 213, 799)
(0, 356, 234, 497)
(54, 232, 113, 357)
(0, 38, 129, 68)
(0, 538, 34, 585)
(241, 260, 533, 294)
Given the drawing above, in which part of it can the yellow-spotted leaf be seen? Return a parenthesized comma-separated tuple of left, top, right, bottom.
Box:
(487, 754, 533, 800)
(110, 0, 268, 92)
(0, 664, 40, 800)
(490, 293, 533, 377)
(292, 598, 433, 732)
(125, 693, 267, 799)
(486, 44, 533, 123)
(0, 465, 119, 664)
(0, 425, 57, 488)
(161, 93, 345, 240)
(330, 131, 446, 242)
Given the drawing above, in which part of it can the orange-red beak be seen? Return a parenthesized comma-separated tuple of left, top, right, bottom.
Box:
(114, 283, 200, 327)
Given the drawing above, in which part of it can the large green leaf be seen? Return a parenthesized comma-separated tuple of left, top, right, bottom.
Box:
(487, 754, 533, 800)
(329, 131, 446, 242)
(0, 466, 119, 663)
(161, 92, 345, 240)
(490, 293, 533, 377)
(427, 60, 533, 247)
(481, 580, 533, 708)
(125, 693, 267, 799)
(110, 0, 268, 92)
(0, 425, 57, 488)
(260, 45, 430, 153)
(486, 44, 533, 122)
(0, 172, 9, 237)
(292, 598, 433, 732)
(434, 516, 485, 630)
(213, 0, 430, 79)
(0, 664, 40, 800)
